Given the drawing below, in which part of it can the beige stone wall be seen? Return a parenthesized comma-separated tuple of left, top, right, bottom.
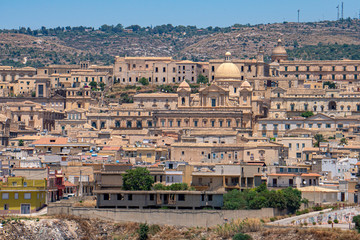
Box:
(47, 204, 276, 227)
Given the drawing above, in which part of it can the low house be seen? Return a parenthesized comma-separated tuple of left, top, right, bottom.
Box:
(95, 190, 224, 210)
(0, 176, 47, 214)
(192, 163, 264, 191)
(298, 186, 339, 204)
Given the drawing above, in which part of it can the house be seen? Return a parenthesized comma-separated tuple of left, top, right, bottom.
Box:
(95, 190, 224, 210)
(191, 163, 264, 191)
(0, 176, 47, 214)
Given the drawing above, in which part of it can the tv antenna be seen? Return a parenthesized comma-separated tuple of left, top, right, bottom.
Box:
(341, 2, 344, 20)
(336, 5, 339, 20)
(297, 9, 300, 23)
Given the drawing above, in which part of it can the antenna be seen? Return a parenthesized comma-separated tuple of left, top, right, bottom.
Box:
(297, 9, 300, 23)
(341, 2, 344, 20)
(336, 5, 339, 20)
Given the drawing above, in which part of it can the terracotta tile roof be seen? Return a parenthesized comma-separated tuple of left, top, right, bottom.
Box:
(102, 146, 121, 151)
(301, 173, 322, 177)
(64, 181, 77, 187)
(32, 137, 68, 145)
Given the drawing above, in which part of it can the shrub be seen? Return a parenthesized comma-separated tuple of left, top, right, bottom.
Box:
(334, 219, 339, 224)
(139, 77, 149, 86)
(148, 224, 161, 235)
(312, 222, 316, 225)
(270, 217, 277, 222)
(328, 220, 332, 224)
(138, 223, 149, 240)
(233, 233, 252, 240)
(353, 215, 360, 232)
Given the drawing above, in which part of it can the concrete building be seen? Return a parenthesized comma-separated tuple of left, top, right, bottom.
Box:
(0, 176, 47, 214)
(95, 190, 224, 209)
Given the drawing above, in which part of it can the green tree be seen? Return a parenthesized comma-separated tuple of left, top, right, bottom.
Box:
(139, 77, 149, 86)
(18, 139, 24, 146)
(282, 187, 302, 214)
(223, 190, 247, 210)
(340, 138, 348, 145)
(353, 215, 360, 233)
(197, 74, 208, 84)
(99, 82, 105, 91)
(89, 81, 97, 90)
(122, 168, 154, 191)
(301, 111, 314, 118)
(314, 134, 325, 147)
(323, 81, 336, 89)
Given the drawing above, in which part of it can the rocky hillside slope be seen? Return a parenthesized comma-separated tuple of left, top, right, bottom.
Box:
(1, 20, 360, 67)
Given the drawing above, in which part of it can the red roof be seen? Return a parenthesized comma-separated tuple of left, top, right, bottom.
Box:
(32, 137, 68, 145)
(301, 173, 322, 177)
(102, 146, 121, 151)
(64, 181, 76, 187)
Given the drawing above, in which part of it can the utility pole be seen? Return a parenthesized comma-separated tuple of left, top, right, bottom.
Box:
(337, 5, 339, 20)
(79, 170, 82, 197)
(341, 2, 344, 20)
(297, 9, 300, 23)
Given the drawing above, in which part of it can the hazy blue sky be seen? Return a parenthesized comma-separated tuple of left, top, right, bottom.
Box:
(1, 0, 359, 29)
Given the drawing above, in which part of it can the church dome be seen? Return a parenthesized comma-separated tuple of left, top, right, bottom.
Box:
(214, 52, 241, 80)
(271, 39, 287, 56)
(177, 80, 191, 91)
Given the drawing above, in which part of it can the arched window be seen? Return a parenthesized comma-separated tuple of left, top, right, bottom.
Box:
(290, 104, 295, 111)
(181, 97, 185, 105)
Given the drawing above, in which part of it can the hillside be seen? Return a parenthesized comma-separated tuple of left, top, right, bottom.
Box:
(1, 19, 360, 67)
(1, 215, 359, 240)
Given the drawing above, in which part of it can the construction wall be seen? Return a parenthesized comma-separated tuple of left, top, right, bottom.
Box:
(48, 203, 277, 227)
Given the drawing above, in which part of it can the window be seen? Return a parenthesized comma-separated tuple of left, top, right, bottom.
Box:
(128, 194, 133, 201)
(285, 124, 290, 130)
(211, 99, 216, 107)
(163, 67, 166, 72)
(117, 194, 124, 200)
(219, 120, 223, 127)
(2, 193, 9, 199)
(308, 124, 313, 128)
(194, 120, 198, 127)
(24, 182, 27, 187)
(14, 193, 18, 199)
(24, 193, 31, 199)
(296, 153, 302, 158)
(208, 195, 213, 201)
(103, 194, 110, 200)
(178, 194, 185, 201)
(149, 194, 154, 201)
(4, 204, 8, 210)
(211, 120, 215, 127)
(326, 124, 331, 128)
(317, 123, 322, 128)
